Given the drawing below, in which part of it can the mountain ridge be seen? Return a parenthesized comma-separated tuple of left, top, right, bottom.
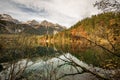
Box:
(0, 14, 66, 35)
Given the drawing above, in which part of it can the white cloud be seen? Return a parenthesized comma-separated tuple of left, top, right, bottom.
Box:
(0, 0, 100, 28)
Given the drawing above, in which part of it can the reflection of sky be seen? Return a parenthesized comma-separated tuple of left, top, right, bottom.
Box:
(0, 52, 114, 80)
(0, 0, 101, 27)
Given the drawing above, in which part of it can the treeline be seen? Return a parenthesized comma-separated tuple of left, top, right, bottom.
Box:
(46, 12, 120, 43)
(70, 12, 120, 33)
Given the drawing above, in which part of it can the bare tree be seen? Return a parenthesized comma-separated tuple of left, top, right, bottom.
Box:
(94, 0, 120, 12)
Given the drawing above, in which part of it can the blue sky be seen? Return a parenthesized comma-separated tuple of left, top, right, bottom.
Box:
(0, 0, 101, 28)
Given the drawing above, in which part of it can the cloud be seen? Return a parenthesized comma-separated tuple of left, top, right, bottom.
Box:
(0, 0, 100, 28)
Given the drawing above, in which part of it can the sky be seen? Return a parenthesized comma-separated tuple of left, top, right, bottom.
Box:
(0, 0, 101, 28)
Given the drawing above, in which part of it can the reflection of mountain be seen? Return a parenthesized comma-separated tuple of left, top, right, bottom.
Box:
(0, 14, 66, 35)
(33, 46, 63, 56)
(0, 46, 62, 63)
(1, 53, 114, 80)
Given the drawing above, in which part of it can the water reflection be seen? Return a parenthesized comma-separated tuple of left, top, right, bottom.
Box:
(0, 46, 62, 63)
(0, 42, 120, 80)
(1, 42, 120, 69)
(48, 42, 120, 69)
(0, 53, 115, 80)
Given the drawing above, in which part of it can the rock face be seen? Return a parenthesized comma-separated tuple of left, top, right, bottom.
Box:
(40, 20, 66, 29)
(40, 20, 54, 27)
(0, 14, 66, 35)
(33, 20, 66, 35)
(26, 20, 39, 26)
(0, 14, 20, 24)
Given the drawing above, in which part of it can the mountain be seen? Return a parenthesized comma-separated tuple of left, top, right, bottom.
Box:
(24, 20, 66, 35)
(26, 20, 39, 26)
(0, 14, 66, 35)
(33, 20, 66, 35)
(0, 20, 41, 34)
(57, 12, 120, 41)
(0, 14, 20, 24)
(40, 20, 65, 30)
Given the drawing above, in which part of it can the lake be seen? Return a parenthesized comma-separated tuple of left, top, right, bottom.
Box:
(0, 42, 120, 80)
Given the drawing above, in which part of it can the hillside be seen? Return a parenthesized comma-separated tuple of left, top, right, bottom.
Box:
(69, 12, 120, 44)
(48, 12, 120, 56)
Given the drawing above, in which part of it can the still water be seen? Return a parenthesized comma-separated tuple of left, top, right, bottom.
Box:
(0, 53, 115, 80)
(0, 43, 120, 80)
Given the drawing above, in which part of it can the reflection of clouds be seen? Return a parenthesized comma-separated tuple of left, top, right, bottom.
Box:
(0, 0, 101, 27)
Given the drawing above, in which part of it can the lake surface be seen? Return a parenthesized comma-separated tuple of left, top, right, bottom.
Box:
(0, 53, 115, 80)
(0, 43, 120, 80)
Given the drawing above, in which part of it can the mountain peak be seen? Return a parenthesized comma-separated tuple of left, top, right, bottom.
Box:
(40, 20, 54, 27)
(26, 20, 39, 26)
(0, 14, 20, 24)
(0, 14, 12, 19)
(0, 14, 66, 35)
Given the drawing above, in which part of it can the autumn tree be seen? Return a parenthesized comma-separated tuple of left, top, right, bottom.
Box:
(92, 0, 120, 57)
